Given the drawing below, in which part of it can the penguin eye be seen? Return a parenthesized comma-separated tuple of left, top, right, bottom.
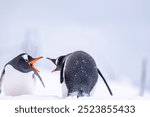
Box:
(25, 59, 28, 62)
(22, 55, 29, 62)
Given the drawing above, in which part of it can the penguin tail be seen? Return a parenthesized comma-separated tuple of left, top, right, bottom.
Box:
(97, 68, 113, 96)
(68, 90, 89, 98)
(77, 90, 90, 98)
(77, 90, 83, 98)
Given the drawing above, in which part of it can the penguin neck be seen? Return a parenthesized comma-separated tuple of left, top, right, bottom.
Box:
(8, 61, 33, 73)
(5, 64, 33, 75)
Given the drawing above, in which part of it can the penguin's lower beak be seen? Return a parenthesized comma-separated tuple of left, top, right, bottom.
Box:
(28, 56, 43, 72)
(51, 68, 58, 73)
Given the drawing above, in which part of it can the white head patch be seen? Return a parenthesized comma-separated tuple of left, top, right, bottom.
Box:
(22, 54, 29, 62)
(55, 57, 59, 65)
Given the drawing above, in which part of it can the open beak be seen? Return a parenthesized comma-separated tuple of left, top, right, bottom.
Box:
(47, 57, 56, 64)
(51, 68, 57, 73)
(28, 56, 43, 72)
(47, 57, 57, 73)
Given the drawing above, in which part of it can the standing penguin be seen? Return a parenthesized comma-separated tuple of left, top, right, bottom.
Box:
(47, 51, 112, 98)
(0, 53, 45, 96)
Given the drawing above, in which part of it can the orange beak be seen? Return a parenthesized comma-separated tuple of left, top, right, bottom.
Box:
(28, 56, 43, 72)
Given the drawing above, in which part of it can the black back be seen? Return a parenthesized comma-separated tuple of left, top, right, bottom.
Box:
(62, 51, 98, 97)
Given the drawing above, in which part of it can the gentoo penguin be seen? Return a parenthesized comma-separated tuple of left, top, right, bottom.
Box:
(47, 51, 113, 98)
(0, 53, 45, 96)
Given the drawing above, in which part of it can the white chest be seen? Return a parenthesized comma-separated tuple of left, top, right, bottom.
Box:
(2, 65, 36, 96)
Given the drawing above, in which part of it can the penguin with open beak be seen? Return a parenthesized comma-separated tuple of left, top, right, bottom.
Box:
(0, 53, 45, 96)
(47, 51, 113, 98)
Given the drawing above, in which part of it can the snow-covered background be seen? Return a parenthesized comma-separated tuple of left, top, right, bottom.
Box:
(0, 0, 150, 99)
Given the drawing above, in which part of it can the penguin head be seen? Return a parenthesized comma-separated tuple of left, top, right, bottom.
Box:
(47, 55, 66, 72)
(8, 53, 43, 73)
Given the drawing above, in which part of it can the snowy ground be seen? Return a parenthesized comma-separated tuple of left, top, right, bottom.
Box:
(0, 68, 150, 100)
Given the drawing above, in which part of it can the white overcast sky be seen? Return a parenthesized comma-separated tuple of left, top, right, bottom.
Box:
(0, 0, 150, 89)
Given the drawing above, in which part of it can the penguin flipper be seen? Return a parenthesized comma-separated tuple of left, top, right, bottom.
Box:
(97, 68, 113, 96)
(0, 68, 5, 94)
(60, 62, 65, 84)
(32, 74, 35, 79)
(34, 72, 45, 88)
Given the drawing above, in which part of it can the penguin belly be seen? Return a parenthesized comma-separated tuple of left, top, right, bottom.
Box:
(61, 81, 68, 98)
(2, 65, 36, 96)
